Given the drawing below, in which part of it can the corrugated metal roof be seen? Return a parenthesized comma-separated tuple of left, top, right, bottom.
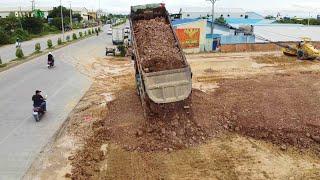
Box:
(254, 25, 320, 42)
(172, 18, 200, 26)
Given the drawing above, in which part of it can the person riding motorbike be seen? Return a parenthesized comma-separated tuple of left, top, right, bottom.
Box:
(48, 52, 54, 67)
(32, 90, 46, 112)
(15, 38, 21, 48)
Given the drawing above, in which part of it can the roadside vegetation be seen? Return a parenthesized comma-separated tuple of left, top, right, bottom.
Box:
(265, 15, 320, 25)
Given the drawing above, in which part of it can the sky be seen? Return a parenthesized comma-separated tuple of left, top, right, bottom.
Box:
(1, 0, 320, 16)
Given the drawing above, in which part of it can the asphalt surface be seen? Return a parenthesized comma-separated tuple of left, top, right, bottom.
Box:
(0, 25, 114, 180)
(0, 28, 94, 63)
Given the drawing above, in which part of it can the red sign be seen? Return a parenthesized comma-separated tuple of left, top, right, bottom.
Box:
(176, 28, 200, 49)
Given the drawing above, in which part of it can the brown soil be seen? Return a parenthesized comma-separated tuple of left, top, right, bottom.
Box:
(212, 72, 320, 149)
(25, 52, 320, 180)
(133, 17, 185, 72)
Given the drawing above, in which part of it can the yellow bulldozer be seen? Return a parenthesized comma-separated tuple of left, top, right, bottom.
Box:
(282, 38, 320, 60)
(256, 35, 320, 60)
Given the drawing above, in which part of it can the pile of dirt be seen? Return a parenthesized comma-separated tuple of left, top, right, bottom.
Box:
(212, 73, 320, 150)
(69, 90, 222, 179)
(133, 17, 186, 72)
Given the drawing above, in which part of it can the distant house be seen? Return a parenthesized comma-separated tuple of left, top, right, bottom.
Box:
(180, 7, 264, 20)
(0, 6, 89, 21)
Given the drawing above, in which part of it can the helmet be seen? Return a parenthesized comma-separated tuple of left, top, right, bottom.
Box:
(48, 52, 52, 55)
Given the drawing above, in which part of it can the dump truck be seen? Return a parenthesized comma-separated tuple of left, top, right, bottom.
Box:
(130, 3, 192, 116)
(112, 28, 124, 45)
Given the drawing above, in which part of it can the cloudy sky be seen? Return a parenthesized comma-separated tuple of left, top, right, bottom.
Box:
(1, 0, 320, 16)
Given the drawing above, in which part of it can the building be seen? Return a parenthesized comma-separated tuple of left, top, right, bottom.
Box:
(172, 18, 207, 53)
(96, 9, 106, 19)
(180, 7, 264, 20)
(0, 6, 89, 20)
(0, 7, 51, 18)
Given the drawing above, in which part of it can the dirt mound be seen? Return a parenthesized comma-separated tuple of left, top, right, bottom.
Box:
(90, 90, 218, 153)
(133, 17, 185, 72)
(70, 90, 221, 179)
(212, 73, 320, 149)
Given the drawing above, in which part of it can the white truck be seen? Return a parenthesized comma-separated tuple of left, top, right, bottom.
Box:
(112, 28, 124, 45)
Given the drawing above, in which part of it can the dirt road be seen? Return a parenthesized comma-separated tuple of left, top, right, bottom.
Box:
(24, 52, 320, 179)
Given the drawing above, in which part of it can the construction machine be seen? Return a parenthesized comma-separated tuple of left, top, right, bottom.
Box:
(256, 35, 320, 60)
(282, 38, 320, 60)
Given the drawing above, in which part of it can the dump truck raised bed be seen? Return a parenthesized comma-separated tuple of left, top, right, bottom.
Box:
(130, 3, 192, 116)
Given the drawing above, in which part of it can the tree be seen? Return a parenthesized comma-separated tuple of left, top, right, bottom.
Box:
(73, 13, 83, 22)
(47, 39, 53, 48)
(16, 48, 24, 59)
(48, 6, 71, 18)
(215, 16, 226, 25)
(51, 17, 70, 30)
(35, 43, 41, 53)
(21, 17, 44, 34)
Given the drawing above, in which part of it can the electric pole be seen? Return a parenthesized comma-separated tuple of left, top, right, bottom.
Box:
(69, 1, 73, 27)
(207, 0, 218, 36)
(60, 0, 65, 41)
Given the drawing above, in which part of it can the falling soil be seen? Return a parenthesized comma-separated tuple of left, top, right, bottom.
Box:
(133, 17, 186, 72)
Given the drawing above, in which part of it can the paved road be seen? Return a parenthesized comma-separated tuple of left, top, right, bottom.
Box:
(0, 25, 113, 180)
(0, 28, 96, 64)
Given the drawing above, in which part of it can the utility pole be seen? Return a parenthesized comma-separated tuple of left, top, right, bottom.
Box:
(60, 0, 65, 41)
(308, 12, 310, 26)
(207, 0, 218, 37)
(31, 0, 35, 11)
(69, 1, 73, 27)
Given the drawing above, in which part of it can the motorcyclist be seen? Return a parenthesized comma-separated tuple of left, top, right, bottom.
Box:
(32, 90, 46, 112)
(15, 38, 21, 48)
(48, 52, 54, 66)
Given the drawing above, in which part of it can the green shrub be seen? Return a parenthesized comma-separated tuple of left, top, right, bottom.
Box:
(88, 29, 92, 35)
(47, 39, 53, 48)
(66, 35, 70, 41)
(72, 33, 77, 40)
(0, 56, 2, 64)
(79, 31, 83, 38)
(14, 28, 30, 40)
(98, 27, 101, 32)
(57, 38, 62, 45)
(84, 31, 87, 36)
(16, 48, 24, 59)
(35, 43, 41, 53)
(117, 45, 126, 57)
(0, 28, 10, 45)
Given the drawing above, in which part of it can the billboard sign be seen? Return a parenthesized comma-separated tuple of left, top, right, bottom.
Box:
(176, 28, 200, 49)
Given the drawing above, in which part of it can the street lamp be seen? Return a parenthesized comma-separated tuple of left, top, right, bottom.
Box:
(60, 0, 65, 41)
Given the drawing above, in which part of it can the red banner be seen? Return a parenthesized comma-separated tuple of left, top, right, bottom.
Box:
(176, 28, 200, 49)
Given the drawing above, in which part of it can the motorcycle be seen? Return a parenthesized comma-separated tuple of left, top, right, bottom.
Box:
(32, 96, 47, 122)
(47, 60, 54, 69)
(32, 106, 45, 122)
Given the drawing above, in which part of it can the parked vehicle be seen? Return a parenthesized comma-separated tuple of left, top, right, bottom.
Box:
(112, 28, 124, 45)
(107, 29, 113, 35)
